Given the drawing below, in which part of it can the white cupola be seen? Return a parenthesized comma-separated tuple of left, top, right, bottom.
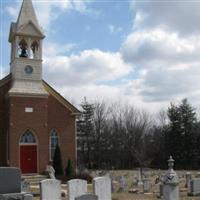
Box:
(8, 0, 48, 97)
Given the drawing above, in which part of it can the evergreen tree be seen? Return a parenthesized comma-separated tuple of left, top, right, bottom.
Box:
(65, 159, 74, 177)
(166, 99, 197, 169)
(77, 97, 95, 168)
(53, 145, 63, 176)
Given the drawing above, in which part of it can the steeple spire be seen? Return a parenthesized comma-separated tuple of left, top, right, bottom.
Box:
(17, 0, 41, 32)
(8, 0, 48, 97)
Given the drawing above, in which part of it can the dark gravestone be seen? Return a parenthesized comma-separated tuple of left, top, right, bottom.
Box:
(0, 167, 21, 194)
(75, 194, 98, 200)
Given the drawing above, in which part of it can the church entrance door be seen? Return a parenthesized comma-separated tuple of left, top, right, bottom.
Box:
(20, 145, 37, 173)
(19, 130, 38, 173)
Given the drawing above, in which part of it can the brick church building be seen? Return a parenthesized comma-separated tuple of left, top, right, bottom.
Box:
(0, 0, 80, 173)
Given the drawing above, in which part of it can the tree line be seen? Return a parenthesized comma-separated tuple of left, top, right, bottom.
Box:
(77, 98, 200, 170)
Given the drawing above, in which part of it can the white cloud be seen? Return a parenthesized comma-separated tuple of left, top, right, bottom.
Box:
(43, 49, 132, 86)
(42, 1, 200, 111)
(121, 29, 200, 67)
(136, 65, 200, 102)
(131, 1, 200, 36)
(44, 42, 76, 56)
(120, 27, 200, 103)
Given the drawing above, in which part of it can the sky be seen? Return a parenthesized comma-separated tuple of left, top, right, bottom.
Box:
(1, 0, 200, 113)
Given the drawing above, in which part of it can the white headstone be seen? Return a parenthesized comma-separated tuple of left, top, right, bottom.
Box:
(189, 178, 200, 196)
(185, 172, 191, 188)
(67, 179, 87, 200)
(93, 177, 111, 200)
(160, 183, 164, 198)
(143, 178, 151, 193)
(137, 169, 143, 186)
(40, 179, 61, 200)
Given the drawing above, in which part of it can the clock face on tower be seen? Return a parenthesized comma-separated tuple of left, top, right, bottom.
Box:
(24, 65, 33, 74)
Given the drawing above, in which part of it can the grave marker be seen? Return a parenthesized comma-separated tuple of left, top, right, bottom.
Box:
(0, 167, 21, 194)
(162, 156, 179, 200)
(0, 167, 33, 200)
(75, 194, 98, 200)
(143, 178, 151, 193)
(189, 178, 200, 196)
(40, 179, 61, 200)
(185, 172, 191, 188)
(67, 179, 87, 200)
(93, 177, 111, 200)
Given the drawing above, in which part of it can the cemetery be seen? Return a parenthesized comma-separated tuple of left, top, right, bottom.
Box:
(1, 0, 200, 200)
(1, 156, 200, 200)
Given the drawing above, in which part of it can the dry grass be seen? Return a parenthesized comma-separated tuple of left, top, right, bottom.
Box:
(33, 193, 200, 200)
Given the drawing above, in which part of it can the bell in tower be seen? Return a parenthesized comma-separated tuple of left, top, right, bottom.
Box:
(18, 38, 28, 58)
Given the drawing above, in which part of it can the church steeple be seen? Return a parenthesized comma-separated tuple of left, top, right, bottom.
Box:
(8, 0, 48, 97)
(17, 0, 40, 31)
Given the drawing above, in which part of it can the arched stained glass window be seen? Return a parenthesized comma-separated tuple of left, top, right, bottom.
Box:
(20, 130, 36, 143)
(50, 129, 59, 160)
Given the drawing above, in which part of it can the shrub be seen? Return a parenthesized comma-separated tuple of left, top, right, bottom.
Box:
(53, 145, 63, 176)
(65, 159, 74, 177)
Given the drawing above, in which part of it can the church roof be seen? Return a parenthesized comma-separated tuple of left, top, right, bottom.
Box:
(0, 74, 11, 87)
(17, 0, 41, 32)
(0, 74, 80, 116)
(43, 81, 80, 115)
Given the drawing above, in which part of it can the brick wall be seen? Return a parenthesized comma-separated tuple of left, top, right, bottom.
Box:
(0, 78, 11, 166)
(47, 94, 76, 172)
(0, 77, 76, 173)
(8, 96, 48, 173)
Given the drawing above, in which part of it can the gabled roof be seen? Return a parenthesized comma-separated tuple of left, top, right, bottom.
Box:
(0, 74, 80, 116)
(43, 80, 80, 116)
(0, 74, 11, 88)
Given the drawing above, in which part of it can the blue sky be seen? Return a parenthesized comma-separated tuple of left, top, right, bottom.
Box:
(1, 0, 200, 113)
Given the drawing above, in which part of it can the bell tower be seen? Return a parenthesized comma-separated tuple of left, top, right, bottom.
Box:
(8, 0, 48, 97)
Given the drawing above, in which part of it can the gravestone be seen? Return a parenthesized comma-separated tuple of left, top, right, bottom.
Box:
(143, 178, 151, 193)
(189, 178, 200, 196)
(0, 194, 33, 200)
(185, 172, 192, 188)
(0, 167, 33, 200)
(0, 167, 21, 194)
(196, 172, 200, 178)
(67, 179, 87, 200)
(40, 179, 61, 200)
(46, 165, 56, 179)
(159, 183, 164, 198)
(162, 156, 179, 200)
(93, 177, 111, 200)
(137, 169, 143, 186)
(75, 194, 98, 200)
(119, 176, 126, 192)
(21, 180, 30, 193)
